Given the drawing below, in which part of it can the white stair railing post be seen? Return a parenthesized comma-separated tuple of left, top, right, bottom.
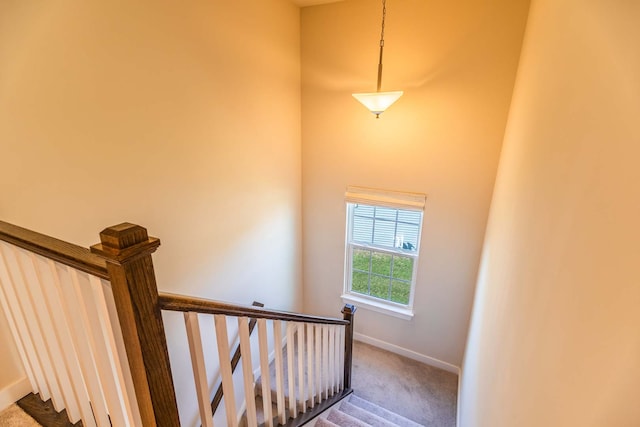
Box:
(257, 319, 274, 427)
(306, 322, 315, 408)
(238, 316, 257, 426)
(214, 314, 238, 427)
(273, 320, 286, 424)
(286, 322, 297, 418)
(185, 312, 215, 427)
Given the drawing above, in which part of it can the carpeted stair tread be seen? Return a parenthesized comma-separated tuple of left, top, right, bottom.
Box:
(347, 395, 423, 427)
(339, 401, 400, 427)
(326, 408, 371, 427)
(315, 418, 341, 427)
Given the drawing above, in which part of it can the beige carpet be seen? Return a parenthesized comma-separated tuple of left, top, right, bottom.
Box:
(351, 341, 458, 426)
(0, 404, 41, 426)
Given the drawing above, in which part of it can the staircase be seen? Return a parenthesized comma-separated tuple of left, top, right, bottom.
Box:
(0, 220, 357, 427)
(314, 395, 423, 427)
(0, 219, 450, 427)
(242, 342, 424, 427)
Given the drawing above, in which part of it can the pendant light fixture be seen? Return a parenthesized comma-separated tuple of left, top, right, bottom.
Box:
(352, 0, 403, 118)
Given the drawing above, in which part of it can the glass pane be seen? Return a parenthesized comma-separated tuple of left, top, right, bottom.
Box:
(371, 252, 391, 276)
(392, 256, 413, 281)
(398, 210, 421, 225)
(370, 275, 391, 299)
(372, 219, 395, 248)
(352, 248, 371, 272)
(353, 216, 373, 244)
(353, 204, 375, 218)
(391, 280, 411, 304)
(374, 207, 397, 220)
(396, 222, 420, 251)
(352, 271, 369, 295)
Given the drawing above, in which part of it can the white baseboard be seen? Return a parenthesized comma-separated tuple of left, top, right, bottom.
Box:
(353, 333, 460, 374)
(0, 377, 31, 412)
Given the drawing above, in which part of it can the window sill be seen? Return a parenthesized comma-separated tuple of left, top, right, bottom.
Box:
(341, 294, 414, 321)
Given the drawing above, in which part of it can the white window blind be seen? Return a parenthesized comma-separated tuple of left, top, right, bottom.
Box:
(344, 186, 426, 211)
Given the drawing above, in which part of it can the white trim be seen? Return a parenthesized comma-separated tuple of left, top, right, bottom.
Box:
(341, 294, 414, 321)
(0, 377, 31, 412)
(354, 333, 460, 374)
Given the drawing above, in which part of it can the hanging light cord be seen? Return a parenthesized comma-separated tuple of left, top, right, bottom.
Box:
(376, 0, 387, 92)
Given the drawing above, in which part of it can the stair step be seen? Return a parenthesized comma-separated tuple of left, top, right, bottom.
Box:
(347, 395, 423, 427)
(338, 401, 399, 427)
(315, 418, 341, 427)
(326, 408, 370, 427)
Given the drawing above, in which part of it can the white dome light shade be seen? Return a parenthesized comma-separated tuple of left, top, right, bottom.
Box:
(352, 91, 404, 118)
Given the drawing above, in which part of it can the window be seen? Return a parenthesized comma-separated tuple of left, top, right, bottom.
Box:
(343, 186, 425, 320)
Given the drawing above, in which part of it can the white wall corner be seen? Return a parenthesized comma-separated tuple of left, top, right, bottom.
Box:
(354, 333, 460, 374)
(0, 377, 31, 413)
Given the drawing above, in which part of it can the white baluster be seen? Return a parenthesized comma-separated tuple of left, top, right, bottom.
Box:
(0, 242, 52, 401)
(257, 319, 273, 427)
(68, 269, 128, 426)
(0, 243, 38, 393)
(297, 322, 306, 413)
(333, 325, 340, 392)
(286, 321, 297, 418)
(54, 262, 109, 426)
(238, 317, 257, 426)
(306, 323, 315, 408)
(67, 268, 115, 426)
(328, 324, 335, 396)
(322, 325, 329, 400)
(14, 248, 66, 412)
(314, 324, 321, 404)
(28, 253, 82, 423)
(185, 312, 214, 427)
(338, 325, 345, 391)
(214, 314, 237, 427)
(273, 320, 286, 425)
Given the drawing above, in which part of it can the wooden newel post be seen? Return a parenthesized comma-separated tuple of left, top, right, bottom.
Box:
(342, 304, 356, 390)
(90, 223, 180, 427)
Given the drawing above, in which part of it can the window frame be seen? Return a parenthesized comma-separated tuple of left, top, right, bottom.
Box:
(341, 187, 426, 320)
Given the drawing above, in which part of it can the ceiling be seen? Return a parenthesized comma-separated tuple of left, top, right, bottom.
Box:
(291, 0, 344, 7)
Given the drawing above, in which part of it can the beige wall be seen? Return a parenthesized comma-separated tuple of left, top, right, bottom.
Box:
(301, 0, 529, 367)
(0, 0, 300, 423)
(460, 0, 640, 425)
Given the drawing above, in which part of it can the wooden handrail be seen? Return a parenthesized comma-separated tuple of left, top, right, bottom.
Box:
(158, 293, 349, 325)
(0, 220, 108, 279)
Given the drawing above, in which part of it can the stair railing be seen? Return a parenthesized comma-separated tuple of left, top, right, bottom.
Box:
(160, 293, 355, 426)
(0, 220, 356, 427)
(0, 221, 145, 426)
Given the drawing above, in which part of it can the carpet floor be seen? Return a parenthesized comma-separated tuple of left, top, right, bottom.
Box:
(349, 341, 458, 426)
(0, 404, 41, 426)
